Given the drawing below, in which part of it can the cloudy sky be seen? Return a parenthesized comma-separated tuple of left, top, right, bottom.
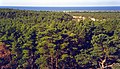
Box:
(0, 0, 120, 6)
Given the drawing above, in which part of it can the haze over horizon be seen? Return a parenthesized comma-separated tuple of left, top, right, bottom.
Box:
(0, 0, 120, 7)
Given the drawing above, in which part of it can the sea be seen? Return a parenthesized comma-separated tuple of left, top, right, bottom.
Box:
(0, 6, 120, 11)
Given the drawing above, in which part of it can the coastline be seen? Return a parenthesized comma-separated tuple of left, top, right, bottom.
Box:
(0, 6, 120, 12)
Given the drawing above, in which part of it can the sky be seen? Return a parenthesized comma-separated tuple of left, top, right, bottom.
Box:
(0, 0, 120, 7)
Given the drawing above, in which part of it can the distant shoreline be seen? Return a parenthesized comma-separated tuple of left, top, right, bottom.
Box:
(0, 6, 120, 12)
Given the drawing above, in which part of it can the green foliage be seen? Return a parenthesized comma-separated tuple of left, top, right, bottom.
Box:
(0, 9, 120, 69)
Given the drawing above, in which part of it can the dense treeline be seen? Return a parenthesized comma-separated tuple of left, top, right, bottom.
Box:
(0, 9, 120, 69)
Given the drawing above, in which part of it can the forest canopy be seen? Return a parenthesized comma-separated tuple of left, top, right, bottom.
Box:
(0, 9, 120, 69)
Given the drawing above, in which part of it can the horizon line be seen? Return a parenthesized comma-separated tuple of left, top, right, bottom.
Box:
(0, 5, 120, 7)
